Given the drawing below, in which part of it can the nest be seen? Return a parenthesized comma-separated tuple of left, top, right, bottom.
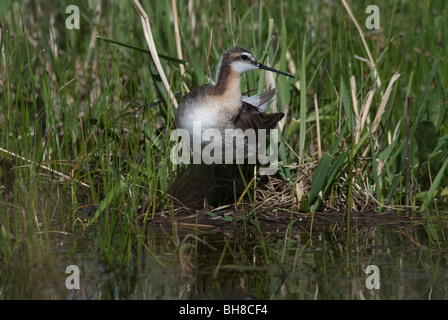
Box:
(142, 158, 387, 230)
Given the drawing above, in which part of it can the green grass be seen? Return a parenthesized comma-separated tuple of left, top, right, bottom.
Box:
(0, 0, 448, 298)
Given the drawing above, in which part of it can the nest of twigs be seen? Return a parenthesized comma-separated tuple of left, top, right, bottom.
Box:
(145, 158, 382, 230)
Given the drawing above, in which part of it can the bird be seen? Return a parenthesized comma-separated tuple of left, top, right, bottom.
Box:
(171, 46, 293, 210)
(175, 46, 293, 163)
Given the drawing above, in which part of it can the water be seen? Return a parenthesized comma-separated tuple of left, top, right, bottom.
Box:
(1, 210, 447, 300)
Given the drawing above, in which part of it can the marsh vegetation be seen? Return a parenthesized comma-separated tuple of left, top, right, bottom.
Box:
(0, 0, 447, 300)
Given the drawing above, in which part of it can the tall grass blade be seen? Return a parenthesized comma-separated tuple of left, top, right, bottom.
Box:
(96, 36, 186, 64)
(87, 181, 128, 227)
(369, 128, 381, 208)
(308, 152, 332, 210)
(299, 36, 307, 161)
(420, 156, 448, 213)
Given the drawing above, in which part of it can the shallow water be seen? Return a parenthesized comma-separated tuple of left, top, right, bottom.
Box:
(1, 211, 447, 300)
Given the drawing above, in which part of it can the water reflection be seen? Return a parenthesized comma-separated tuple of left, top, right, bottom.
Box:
(1, 214, 447, 299)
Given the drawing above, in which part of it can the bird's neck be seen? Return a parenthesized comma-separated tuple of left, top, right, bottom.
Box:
(213, 64, 242, 115)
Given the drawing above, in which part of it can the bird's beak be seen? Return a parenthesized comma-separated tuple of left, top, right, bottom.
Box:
(258, 63, 294, 78)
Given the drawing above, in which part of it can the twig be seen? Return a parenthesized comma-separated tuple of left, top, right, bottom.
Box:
(132, 0, 178, 108)
(0, 146, 91, 189)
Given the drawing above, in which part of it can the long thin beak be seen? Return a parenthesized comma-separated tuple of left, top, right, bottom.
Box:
(258, 63, 294, 78)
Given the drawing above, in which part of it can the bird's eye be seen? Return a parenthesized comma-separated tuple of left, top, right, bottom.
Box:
(241, 55, 249, 61)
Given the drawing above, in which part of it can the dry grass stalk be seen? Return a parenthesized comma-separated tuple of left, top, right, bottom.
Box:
(360, 90, 375, 134)
(133, 0, 179, 108)
(171, 0, 189, 93)
(371, 73, 400, 134)
(341, 0, 381, 89)
(352, 78, 375, 145)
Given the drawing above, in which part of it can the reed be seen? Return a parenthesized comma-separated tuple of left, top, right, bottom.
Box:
(0, 0, 447, 278)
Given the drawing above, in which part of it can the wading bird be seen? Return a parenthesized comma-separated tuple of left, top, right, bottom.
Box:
(172, 46, 293, 210)
(175, 46, 293, 158)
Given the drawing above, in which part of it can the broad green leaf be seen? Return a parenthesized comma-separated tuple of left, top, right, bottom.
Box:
(308, 152, 333, 208)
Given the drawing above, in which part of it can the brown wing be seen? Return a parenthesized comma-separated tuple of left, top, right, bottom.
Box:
(233, 102, 284, 131)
